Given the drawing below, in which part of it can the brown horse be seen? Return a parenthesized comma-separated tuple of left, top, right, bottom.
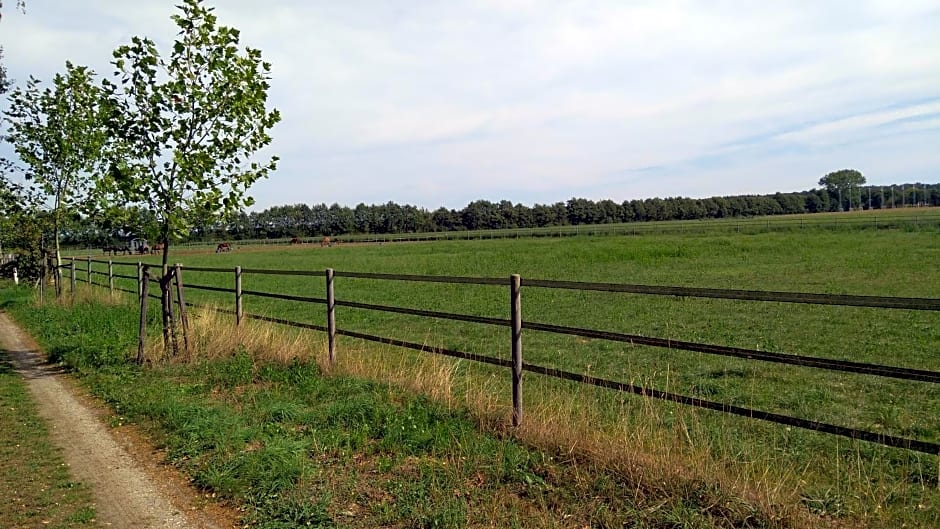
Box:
(151, 242, 165, 255)
(290, 237, 301, 245)
(215, 242, 232, 253)
(321, 236, 331, 247)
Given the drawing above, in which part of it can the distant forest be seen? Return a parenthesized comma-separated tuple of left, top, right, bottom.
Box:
(65, 182, 940, 245)
(211, 183, 940, 241)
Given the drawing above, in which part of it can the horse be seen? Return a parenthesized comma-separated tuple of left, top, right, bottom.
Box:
(290, 237, 301, 245)
(321, 236, 331, 248)
(215, 242, 232, 253)
(136, 244, 150, 255)
(150, 242, 165, 255)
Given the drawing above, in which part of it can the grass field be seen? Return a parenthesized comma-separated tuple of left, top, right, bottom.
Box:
(63, 223, 940, 526)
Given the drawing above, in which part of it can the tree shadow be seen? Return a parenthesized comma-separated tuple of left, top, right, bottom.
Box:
(0, 347, 70, 379)
(0, 354, 14, 375)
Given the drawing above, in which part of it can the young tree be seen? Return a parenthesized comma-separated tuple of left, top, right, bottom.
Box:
(4, 62, 107, 277)
(102, 0, 280, 268)
(101, 0, 279, 352)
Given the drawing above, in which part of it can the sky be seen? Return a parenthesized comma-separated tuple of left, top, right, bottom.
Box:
(1, 0, 939, 211)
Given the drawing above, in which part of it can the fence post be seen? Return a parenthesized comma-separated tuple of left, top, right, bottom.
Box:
(510, 273, 523, 427)
(326, 268, 336, 365)
(235, 266, 243, 326)
(108, 259, 114, 299)
(70, 258, 76, 295)
(39, 254, 46, 304)
(137, 262, 143, 301)
(137, 265, 150, 365)
(86, 256, 91, 284)
(174, 264, 189, 352)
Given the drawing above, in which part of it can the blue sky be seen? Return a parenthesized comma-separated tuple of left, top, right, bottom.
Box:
(2, 0, 938, 211)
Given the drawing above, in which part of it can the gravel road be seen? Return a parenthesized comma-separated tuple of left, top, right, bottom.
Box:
(0, 311, 233, 529)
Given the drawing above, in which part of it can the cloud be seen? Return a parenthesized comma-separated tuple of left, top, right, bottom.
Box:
(1, 0, 938, 211)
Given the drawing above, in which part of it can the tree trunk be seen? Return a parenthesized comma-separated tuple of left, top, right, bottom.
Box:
(53, 211, 63, 297)
(158, 229, 179, 356)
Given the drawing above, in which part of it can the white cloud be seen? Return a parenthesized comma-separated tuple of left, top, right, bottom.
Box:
(1, 0, 938, 210)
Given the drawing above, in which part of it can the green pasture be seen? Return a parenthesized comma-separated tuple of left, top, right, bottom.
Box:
(70, 227, 940, 525)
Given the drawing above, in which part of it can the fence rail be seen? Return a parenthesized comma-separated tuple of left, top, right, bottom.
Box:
(60, 257, 940, 455)
(523, 279, 940, 310)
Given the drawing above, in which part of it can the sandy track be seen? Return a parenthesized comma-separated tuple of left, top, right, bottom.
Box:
(0, 312, 233, 529)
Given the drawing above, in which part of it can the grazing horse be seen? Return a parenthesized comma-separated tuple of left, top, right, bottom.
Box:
(290, 237, 301, 245)
(150, 242, 165, 255)
(215, 242, 232, 253)
(321, 236, 331, 248)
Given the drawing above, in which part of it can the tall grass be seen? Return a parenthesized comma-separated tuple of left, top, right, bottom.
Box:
(164, 305, 817, 526)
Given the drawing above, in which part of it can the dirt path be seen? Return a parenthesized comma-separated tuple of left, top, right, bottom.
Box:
(0, 312, 235, 529)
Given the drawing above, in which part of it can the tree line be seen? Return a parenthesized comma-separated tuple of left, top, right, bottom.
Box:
(54, 181, 940, 246)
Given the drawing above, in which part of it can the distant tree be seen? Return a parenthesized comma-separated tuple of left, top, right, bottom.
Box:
(531, 203, 556, 227)
(0, 159, 46, 280)
(430, 206, 456, 231)
(513, 203, 535, 229)
(596, 199, 621, 223)
(328, 203, 354, 235)
(462, 200, 499, 231)
(353, 203, 374, 233)
(629, 199, 647, 222)
(819, 169, 865, 212)
(498, 200, 516, 229)
(4, 62, 107, 282)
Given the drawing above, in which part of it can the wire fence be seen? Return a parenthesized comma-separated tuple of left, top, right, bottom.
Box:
(60, 256, 940, 455)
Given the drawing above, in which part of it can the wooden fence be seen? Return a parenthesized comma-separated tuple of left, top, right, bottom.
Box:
(62, 256, 940, 456)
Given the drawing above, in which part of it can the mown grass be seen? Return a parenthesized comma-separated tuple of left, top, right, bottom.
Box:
(0, 286, 98, 528)
(1, 287, 814, 528)
(65, 227, 940, 527)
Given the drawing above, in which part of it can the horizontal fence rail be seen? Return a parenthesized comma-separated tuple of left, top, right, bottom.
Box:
(337, 328, 514, 369)
(241, 268, 325, 277)
(246, 312, 328, 332)
(242, 289, 326, 304)
(523, 321, 940, 384)
(181, 266, 233, 273)
(186, 284, 235, 294)
(335, 271, 508, 286)
(522, 362, 940, 454)
(336, 299, 511, 327)
(60, 258, 940, 456)
(522, 279, 940, 311)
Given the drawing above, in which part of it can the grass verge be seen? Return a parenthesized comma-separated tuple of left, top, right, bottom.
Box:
(0, 285, 833, 528)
